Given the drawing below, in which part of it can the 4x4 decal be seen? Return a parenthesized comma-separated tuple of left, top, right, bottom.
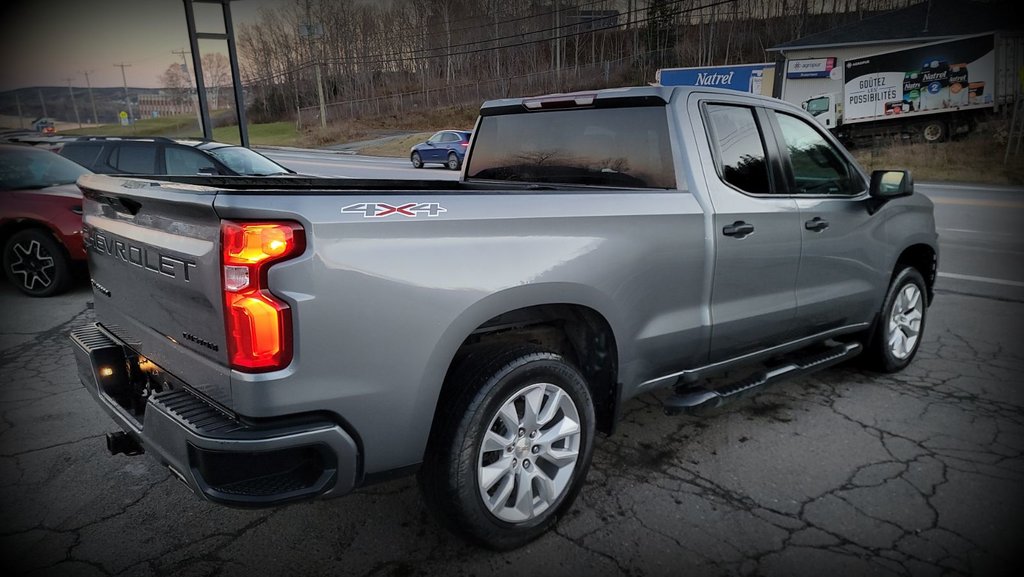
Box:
(341, 202, 447, 218)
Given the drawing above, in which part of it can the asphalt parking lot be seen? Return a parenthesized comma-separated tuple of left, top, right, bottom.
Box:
(1, 277, 1022, 577)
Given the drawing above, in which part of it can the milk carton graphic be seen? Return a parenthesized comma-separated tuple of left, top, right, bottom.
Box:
(919, 60, 949, 110)
(902, 72, 922, 111)
(948, 63, 969, 107)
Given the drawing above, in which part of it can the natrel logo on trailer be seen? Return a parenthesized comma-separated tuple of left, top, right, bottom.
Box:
(695, 71, 735, 86)
(656, 63, 775, 95)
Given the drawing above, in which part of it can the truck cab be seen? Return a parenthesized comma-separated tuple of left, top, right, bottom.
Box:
(802, 92, 842, 129)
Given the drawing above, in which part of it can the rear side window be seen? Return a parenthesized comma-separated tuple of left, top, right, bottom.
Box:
(60, 143, 103, 168)
(466, 106, 675, 189)
(115, 144, 157, 174)
(164, 146, 218, 175)
(705, 104, 772, 195)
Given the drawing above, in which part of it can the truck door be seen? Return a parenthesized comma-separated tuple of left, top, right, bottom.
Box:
(765, 109, 889, 334)
(693, 97, 802, 362)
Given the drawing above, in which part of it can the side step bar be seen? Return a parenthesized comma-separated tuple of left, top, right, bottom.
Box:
(664, 341, 862, 415)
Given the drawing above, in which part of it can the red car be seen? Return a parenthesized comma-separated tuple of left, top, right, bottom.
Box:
(0, 144, 89, 297)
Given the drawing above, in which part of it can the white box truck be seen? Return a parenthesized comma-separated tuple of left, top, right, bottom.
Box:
(802, 34, 1003, 146)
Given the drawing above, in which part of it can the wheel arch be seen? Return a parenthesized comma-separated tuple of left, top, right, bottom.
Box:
(0, 219, 69, 255)
(892, 243, 937, 305)
(420, 287, 625, 454)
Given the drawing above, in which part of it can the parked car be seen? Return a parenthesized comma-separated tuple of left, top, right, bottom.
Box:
(0, 144, 90, 297)
(58, 137, 299, 177)
(410, 130, 472, 170)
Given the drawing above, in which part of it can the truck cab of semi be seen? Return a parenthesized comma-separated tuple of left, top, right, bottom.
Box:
(802, 92, 842, 129)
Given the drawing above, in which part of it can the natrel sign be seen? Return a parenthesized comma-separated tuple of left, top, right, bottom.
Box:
(656, 63, 776, 95)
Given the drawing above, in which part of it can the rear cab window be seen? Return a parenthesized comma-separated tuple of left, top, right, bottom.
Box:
(465, 106, 676, 189)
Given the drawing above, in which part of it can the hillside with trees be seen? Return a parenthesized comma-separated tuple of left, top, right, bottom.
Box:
(235, 0, 921, 125)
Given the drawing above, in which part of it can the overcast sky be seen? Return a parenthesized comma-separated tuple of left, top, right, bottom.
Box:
(0, 0, 283, 91)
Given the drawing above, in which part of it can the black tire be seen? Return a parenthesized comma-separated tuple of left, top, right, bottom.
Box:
(447, 152, 461, 171)
(418, 345, 596, 550)
(3, 229, 72, 297)
(411, 152, 423, 169)
(863, 267, 928, 372)
(922, 121, 946, 143)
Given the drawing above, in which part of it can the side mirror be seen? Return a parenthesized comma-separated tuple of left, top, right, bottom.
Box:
(870, 170, 913, 199)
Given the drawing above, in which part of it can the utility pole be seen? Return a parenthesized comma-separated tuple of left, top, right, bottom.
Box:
(38, 88, 48, 118)
(15, 92, 24, 128)
(82, 70, 98, 124)
(114, 62, 135, 128)
(64, 77, 82, 128)
(172, 48, 204, 133)
(303, 0, 327, 129)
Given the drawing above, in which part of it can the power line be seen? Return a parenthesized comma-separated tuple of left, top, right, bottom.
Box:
(246, 0, 735, 85)
(387, 0, 623, 43)
(318, 0, 739, 68)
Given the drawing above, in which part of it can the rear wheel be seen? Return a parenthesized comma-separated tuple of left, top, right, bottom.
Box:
(922, 121, 946, 143)
(863, 267, 927, 372)
(411, 151, 423, 168)
(3, 229, 72, 297)
(447, 152, 461, 171)
(419, 346, 595, 550)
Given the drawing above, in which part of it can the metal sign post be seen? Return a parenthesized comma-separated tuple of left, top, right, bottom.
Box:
(182, 0, 249, 147)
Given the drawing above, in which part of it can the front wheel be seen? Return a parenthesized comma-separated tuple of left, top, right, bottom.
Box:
(418, 346, 595, 550)
(411, 151, 423, 169)
(863, 267, 928, 372)
(3, 229, 72, 297)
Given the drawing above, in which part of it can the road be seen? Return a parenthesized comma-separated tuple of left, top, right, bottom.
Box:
(261, 148, 1024, 303)
(261, 148, 460, 181)
(1, 161, 1022, 575)
(917, 182, 1024, 302)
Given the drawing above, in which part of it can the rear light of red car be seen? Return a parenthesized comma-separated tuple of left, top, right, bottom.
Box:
(221, 221, 304, 372)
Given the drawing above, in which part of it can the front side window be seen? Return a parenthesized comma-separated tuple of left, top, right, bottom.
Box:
(205, 146, 290, 176)
(774, 112, 861, 195)
(466, 106, 675, 189)
(115, 144, 157, 174)
(705, 104, 772, 194)
(165, 146, 218, 175)
(804, 97, 830, 117)
(428, 131, 444, 143)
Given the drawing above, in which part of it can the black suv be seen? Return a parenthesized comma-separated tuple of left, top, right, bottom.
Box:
(58, 137, 297, 177)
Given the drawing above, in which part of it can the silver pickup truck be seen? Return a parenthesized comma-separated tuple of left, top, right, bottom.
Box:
(71, 86, 937, 550)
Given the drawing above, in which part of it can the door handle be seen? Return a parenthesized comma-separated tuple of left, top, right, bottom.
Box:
(805, 217, 830, 232)
(722, 221, 755, 238)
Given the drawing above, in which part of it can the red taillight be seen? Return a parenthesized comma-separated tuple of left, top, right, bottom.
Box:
(221, 221, 304, 372)
(460, 142, 469, 147)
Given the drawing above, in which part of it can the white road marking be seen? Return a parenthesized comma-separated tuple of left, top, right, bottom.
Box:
(919, 183, 1024, 193)
(938, 272, 1024, 288)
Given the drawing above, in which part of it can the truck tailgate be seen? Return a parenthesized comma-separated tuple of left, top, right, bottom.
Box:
(79, 175, 233, 407)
